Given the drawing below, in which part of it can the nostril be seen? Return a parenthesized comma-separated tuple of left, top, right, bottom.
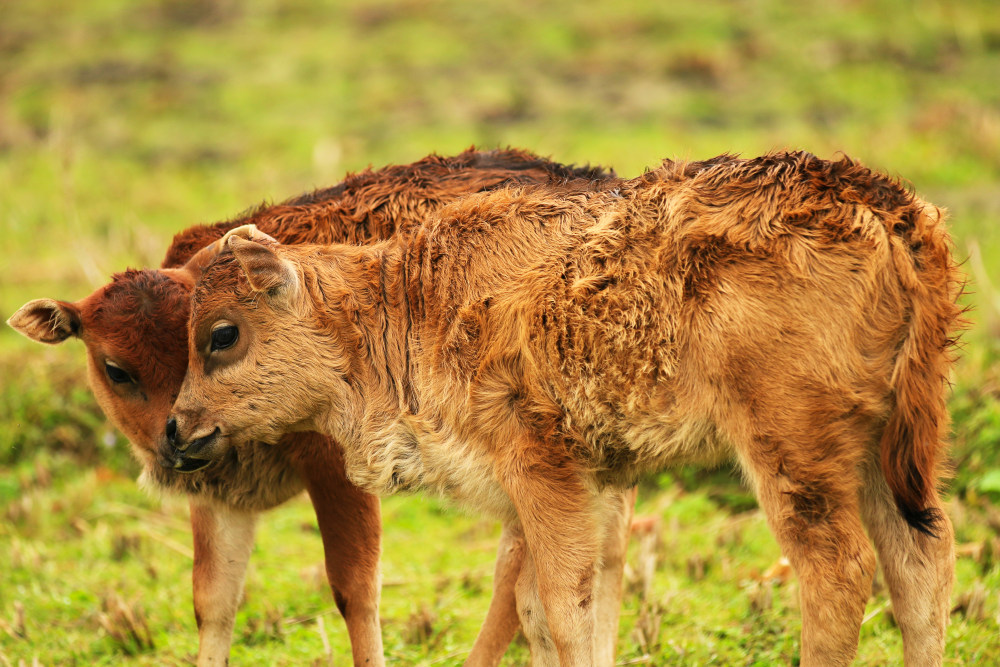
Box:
(165, 417, 178, 446)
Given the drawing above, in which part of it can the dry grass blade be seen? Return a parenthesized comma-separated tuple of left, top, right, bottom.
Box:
(861, 599, 892, 626)
(315, 615, 332, 665)
(952, 582, 989, 622)
(967, 239, 1000, 322)
(403, 604, 437, 645)
(0, 602, 27, 641)
(14, 603, 26, 640)
(632, 601, 663, 657)
(242, 602, 285, 643)
(99, 502, 192, 532)
(686, 553, 709, 581)
(110, 532, 142, 561)
(746, 579, 774, 614)
(282, 606, 340, 627)
(138, 526, 194, 560)
(629, 515, 661, 600)
(97, 593, 154, 655)
(629, 516, 663, 654)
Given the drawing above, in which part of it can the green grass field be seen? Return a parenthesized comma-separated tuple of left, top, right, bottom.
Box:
(2, 0, 999, 664)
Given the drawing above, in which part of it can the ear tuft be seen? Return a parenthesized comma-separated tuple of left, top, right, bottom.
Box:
(7, 298, 82, 344)
(221, 224, 280, 247)
(228, 236, 299, 298)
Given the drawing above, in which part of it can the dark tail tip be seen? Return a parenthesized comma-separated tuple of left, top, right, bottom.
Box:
(900, 504, 943, 538)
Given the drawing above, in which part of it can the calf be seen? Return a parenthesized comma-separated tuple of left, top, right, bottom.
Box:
(169, 152, 963, 666)
(8, 148, 630, 666)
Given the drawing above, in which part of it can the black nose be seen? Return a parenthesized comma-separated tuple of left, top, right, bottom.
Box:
(165, 417, 178, 446)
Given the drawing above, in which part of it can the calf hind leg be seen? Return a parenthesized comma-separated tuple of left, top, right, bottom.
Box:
(859, 454, 953, 667)
(593, 486, 636, 665)
(742, 445, 877, 666)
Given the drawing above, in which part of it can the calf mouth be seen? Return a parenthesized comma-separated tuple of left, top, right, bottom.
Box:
(173, 455, 211, 474)
(159, 427, 221, 474)
(158, 447, 212, 474)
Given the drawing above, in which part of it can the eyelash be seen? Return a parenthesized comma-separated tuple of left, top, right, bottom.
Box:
(105, 362, 133, 384)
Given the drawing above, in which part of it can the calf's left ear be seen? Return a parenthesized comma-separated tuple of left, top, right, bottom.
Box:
(175, 225, 283, 285)
(228, 235, 299, 302)
(7, 298, 82, 344)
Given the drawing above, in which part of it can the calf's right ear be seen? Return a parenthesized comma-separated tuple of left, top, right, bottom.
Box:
(7, 298, 82, 344)
(228, 235, 299, 303)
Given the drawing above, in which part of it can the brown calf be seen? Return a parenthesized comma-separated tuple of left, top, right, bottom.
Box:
(169, 152, 963, 666)
(8, 148, 629, 666)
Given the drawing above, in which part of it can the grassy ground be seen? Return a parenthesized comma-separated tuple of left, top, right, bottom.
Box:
(2, 0, 1000, 664)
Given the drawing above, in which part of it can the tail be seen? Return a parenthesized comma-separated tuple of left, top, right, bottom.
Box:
(880, 201, 964, 537)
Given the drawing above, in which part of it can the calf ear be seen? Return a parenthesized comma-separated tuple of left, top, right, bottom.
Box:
(228, 235, 299, 300)
(179, 236, 227, 281)
(7, 298, 82, 344)
(176, 226, 282, 284)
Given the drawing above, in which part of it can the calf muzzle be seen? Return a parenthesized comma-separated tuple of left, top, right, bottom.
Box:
(160, 416, 220, 473)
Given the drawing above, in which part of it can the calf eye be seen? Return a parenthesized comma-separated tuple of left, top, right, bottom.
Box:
(105, 361, 133, 385)
(211, 323, 239, 352)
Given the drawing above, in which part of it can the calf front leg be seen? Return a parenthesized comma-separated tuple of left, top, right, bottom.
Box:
(297, 437, 385, 667)
(190, 498, 257, 667)
(465, 488, 633, 667)
(513, 487, 636, 665)
(498, 444, 601, 666)
(515, 544, 560, 666)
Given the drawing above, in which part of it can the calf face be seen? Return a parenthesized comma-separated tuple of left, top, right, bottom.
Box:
(168, 227, 338, 460)
(8, 246, 218, 471)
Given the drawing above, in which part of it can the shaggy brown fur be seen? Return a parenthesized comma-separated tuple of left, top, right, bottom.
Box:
(7, 148, 623, 667)
(170, 151, 963, 666)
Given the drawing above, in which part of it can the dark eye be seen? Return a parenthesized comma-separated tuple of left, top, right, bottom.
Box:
(211, 324, 239, 352)
(105, 361, 133, 385)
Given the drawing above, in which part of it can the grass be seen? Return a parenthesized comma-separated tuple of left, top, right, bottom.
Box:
(2, 0, 1000, 664)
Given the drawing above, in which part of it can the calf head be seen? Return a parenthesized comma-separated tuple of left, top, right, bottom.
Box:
(168, 225, 350, 467)
(7, 237, 229, 472)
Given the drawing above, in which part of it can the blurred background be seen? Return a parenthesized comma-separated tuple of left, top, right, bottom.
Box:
(1, 0, 998, 664)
